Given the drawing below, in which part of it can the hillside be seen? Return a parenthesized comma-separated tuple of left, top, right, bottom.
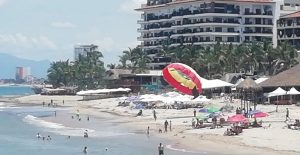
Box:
(0, 53, 50, 79)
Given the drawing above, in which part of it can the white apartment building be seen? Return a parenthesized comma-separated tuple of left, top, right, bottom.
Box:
(136, 0, 282, 69)
(74, 44, 98, 61)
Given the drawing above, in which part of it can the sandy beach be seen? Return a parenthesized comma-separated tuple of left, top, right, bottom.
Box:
(5, 94, 300, 155)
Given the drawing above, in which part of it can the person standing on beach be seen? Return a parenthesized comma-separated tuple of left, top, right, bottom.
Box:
(158, 143, 164, 155)
(169, 120, 172, 131)
(193, 109, 196, 117)
(286, 108, 290, 121)
(164, 120, 169, 132)
(147, 126, 150, 136)
(54, 111, 56, 117)
(153, 110, 157, 121)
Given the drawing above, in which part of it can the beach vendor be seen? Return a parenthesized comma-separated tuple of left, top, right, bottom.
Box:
(158, 143, 164, 155)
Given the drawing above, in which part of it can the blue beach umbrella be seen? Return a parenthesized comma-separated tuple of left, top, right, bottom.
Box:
(199, 108, 209, 113)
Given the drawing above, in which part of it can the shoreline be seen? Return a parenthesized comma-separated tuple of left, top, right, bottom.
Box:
(4, 94, 300, 155)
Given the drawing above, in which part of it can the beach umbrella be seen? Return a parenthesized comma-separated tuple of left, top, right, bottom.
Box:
(208, 112, 221, 118)
(207, 107, 219, 113)
(228, 114, 248, 123)
(199, 108, 209, 113)
(248, 110, 261, 115)
(253, 112, 268, 118)
(196, 114, 209, 120)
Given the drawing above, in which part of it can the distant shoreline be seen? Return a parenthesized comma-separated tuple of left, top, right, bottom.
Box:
(0, 84, 32, 87)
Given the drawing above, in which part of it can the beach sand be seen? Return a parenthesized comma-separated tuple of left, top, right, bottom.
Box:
(8, 94, 300, 155)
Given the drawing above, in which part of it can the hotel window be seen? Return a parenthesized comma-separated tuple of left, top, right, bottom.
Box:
(228, 37, 234, 42)
(215, 27, 222, 32)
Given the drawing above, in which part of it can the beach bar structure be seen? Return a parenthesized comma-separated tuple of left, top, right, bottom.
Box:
(77, 88, 131, 100)
(236, 78, 262, 115)
(260, 64, 300, 104)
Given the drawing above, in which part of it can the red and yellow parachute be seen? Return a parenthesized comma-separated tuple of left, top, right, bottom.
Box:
(162, 63, 202, 98)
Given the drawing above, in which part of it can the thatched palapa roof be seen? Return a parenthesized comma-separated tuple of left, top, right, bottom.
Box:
(260, 64, 300, 88)
(236, 78, 262, 91)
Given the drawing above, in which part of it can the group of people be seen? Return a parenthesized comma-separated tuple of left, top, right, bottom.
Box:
(36, 133, 52, 141)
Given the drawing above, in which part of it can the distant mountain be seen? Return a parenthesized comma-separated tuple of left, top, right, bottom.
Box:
(0, 53, 50, 79)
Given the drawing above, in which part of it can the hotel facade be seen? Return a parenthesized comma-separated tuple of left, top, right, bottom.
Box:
(136, 0, 282, 69)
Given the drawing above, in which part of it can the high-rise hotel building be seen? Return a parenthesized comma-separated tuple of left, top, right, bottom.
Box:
(136, 0, 282, 69)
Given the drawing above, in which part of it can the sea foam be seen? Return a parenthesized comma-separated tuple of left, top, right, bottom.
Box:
(23, 115, 131, 137)
(166, 144, 207, 154)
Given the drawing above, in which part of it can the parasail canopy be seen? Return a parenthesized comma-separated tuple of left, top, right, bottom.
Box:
(163, 63, 202, 98)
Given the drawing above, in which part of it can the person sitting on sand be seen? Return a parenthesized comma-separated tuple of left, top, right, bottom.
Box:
(158, 128, 162, 133)
(136, 110, 143, 117)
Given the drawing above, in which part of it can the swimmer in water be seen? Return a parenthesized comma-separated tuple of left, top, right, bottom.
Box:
(83, 146, 87, 154)
(36, 133, 41, 139)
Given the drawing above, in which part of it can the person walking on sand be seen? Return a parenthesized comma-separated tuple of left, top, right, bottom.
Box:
(193, 109, 196, 117)
(164, 120, 169, 132)
(158, 143, 164, 155)
(286, 108, 290, 121)
(169, 120, 172, 131)
(153, 110, 157, 121)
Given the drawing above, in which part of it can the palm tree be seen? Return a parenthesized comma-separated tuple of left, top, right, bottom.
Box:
(107, 63, 116, 69)
(131, 47, 152, 73)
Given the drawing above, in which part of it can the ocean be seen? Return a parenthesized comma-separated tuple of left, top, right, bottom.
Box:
(0, 87, 218, 155)
(0, 85, 34, 96)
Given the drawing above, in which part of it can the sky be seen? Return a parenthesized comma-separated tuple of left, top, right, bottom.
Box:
(0, 0, 146, 65)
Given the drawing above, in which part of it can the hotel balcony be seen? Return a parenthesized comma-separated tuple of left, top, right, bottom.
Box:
(143, 6, 240, 23)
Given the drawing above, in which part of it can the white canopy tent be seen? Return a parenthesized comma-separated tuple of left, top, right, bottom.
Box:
(201, 78, 234, 89)
(77, 88, 131, 95)
(268, 87, 287, 97)
(287, 87, 300, 95)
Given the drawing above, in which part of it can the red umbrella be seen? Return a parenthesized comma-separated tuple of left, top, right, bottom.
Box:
(254, 112, 269, 118)
(228, 114, 248, 123)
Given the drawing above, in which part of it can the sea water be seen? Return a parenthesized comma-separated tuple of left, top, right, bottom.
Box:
(0, 85, 34, 96)
(0, 106, 219, 155)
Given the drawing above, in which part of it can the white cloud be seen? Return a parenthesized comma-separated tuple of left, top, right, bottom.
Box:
(51, 21, 76, 28)
(91, 38, 115, 52)
(120, 0, 146, 13)
(0, 0, 6, 7)
(0, 33, 57, 49)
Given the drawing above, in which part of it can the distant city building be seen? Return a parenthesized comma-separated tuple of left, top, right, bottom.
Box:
(16, 67, 30, 82)
(74, 44, 98, 61)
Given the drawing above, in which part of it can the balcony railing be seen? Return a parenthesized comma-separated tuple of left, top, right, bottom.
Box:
(145, 8, 240, 22)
